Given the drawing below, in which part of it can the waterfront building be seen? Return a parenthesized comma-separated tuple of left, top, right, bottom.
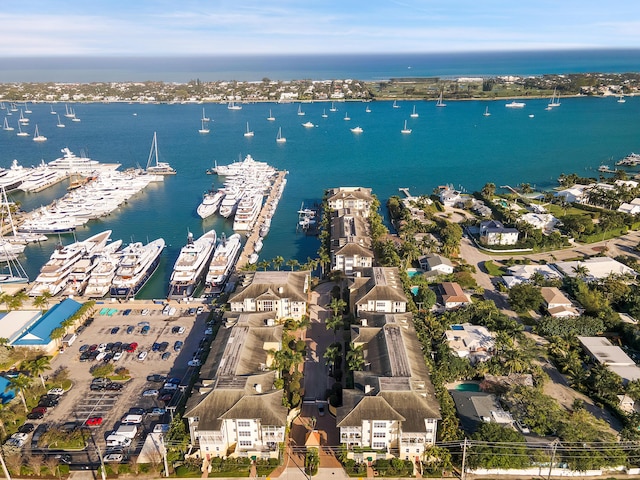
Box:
(330, 209, 374, 275)
(228, 270, 309, 320)
(444, 323, 495, 364)
(418, 254, 454, 275)
(552, 256, 637, 281)
(326, 187, 374, 216)
(337, 313, 440, 462)
(349, 267, 407, 316)
(479, 220, 519, 246)
(184, 312, 287, 460)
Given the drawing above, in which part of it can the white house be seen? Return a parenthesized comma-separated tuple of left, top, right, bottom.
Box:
(418, 254, 454, 275)
(439, 282, 471, 310)
(228, 271, 309, 320)
(540, 287, 580, 317)
(520, 213, 559, 232)
(618, 198, 640, 215)
(553, 257, 637, 281)
(438, 187, 465, 207)
(444, 323, 495, 364)
(349, 267, 408, 316)
(501, 264, 562, 288)
(479, 220, 519, 246)
(556, 184, 590, 204)
(326, 187, 374, 215)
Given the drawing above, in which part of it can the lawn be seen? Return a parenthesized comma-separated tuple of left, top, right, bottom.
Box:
(483, 261, 505, 277)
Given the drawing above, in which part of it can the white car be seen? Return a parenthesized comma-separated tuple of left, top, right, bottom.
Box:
(95, 351, 107, 362)
(188, 359, 201, 367)
(11, 433, 29, 442)
(177, 326, 185, 335)
(47, 388, 64, 396)
(97, 343, 107, 352)
(103, 453, 123, 463)
(138, 351, 148, 361)
(142, 389, 159, 397)
(168, 307, 176, 316)
(141, 309, 150, 316)
(113, 352, 123, 361)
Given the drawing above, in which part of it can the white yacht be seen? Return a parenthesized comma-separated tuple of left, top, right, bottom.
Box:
(197, 189, 225, 219)
(32, 124, 47, 142)
(48, 147, 120, 173)
(29, 230, 112, 296)
(227, 101, 242, 110)
(110, 238, 165, 298)
(232, 193, 263, 231)
(0, 160, 34, 191)
(206, 233, 242, 287)
(62, 239, 123, 297)
(84, 241, 124, 298)
(505, 101, 526, 108)
(17, 165, 67, 193)
(218, 187, 242, 218)
(168, 230, 217, 299)
(145, 132, 176, 175)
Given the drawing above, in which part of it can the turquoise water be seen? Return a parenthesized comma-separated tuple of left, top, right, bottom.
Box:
(410, 286, 419, 296)
(407, 269, 424, 278)
(1, 96, 639, 298)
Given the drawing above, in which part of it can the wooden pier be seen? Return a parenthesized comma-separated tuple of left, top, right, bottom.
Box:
(236, 170, 287, 269)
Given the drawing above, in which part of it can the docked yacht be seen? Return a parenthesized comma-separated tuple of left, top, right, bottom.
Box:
(145, 132, 176, 175)
(168, 230, 217, 299)
(206, 233, 242, 287)
(17, 164, 67, 193)
(110, 238, 165, 298)
(48, 147, 120, 173)
(196, 189, 224, 219)
(29, 230, 112, 296)
(218, 187, 242, 218)
(0, 160, 34, 192)
(232, 193, 263, 231)
(84, 241, 124, 298)
(62, 239, 122, 297)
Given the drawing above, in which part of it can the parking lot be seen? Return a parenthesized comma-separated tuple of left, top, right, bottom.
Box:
(26, 303, 213, 460)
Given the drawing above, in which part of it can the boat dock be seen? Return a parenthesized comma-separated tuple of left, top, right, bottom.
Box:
(398, 187, 412, 198)
(236, 170, 287, 269)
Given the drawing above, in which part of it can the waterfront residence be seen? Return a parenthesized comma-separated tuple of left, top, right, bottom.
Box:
(479, 220, 519, 246)
(228, 270, 309, 320)
(337, 313, 440, 462)
(470, 199, 492, 217)
(6, 298, 83, 354)
(418, 254, 454, 275)
(501, 264, 563, 288)
(349, 267, 408, 316)
(552, 257, 637, 281)
(450, 391, 514, 434)
(185, 312, 287, 460)
(439, 282, 471, 310)
(578, 336, 640, 384)
(520, 213, 559, 232)
(330, 209, 374, 275)
(556, 184, 591, 204)
(444, 323, 495, 364)
(438, 186, 465, 207)
(540, 287, 580, 318)
(617, 198, 640, 215)
(326, 187, 374, 216)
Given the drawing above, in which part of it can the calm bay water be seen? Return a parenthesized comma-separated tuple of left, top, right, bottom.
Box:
(1, 95, 639, 297)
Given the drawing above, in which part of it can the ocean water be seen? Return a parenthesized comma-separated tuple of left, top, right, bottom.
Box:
(2, 49, 640, 83)
(1, 95, 639, 298)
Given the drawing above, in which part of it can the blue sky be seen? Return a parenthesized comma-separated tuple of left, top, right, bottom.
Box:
(3, 0, 640, 56)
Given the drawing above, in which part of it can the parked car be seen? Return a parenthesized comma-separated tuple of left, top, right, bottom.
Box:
(93, 377, 110, 386)
(151, 342, 161, 352)
(128, 407, 145, 416)
(55, 454, 72, 464)
(196, 306, 204, 315)
(158, 342, 169, 352)
(110, 327, 120, 335)
(138, 351, 148, 361)
(142, 389, 159, 397)
(48, 388, 65, 396)
(123, 309, 132, 316)
(85, 416, 103, 426)
(146, 374, 166, 382)
(27, 411, 44, 420)
(79, 344, 90, 353)
(148, 407, 166, 416)
(126, 325, 135, 334)
(31, 406, 47, 414)
(161, 352, 171, 361)
(188, 359, 201, 367)
(90, 384, 106, 391)
(18, 423, 35, 434)
(113, 352, 123, 361)
(159, 393, 173, 403)
(103, 453, 123, 463)
(61, 421, 79, 432)
(126, 342, 138, 353)
(173, 341, 183, 352)
(106, 382, 124, 391)
(141, 325, 150, 335)
(141, 309, 150, 316)
(188, 308, 196, 316)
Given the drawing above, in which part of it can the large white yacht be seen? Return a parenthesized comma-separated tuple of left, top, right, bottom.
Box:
(0, 160, 34, 191)
(48, 147, 120, 173)
(232, 193, 263, 231)
(110, 238, 165, 298)
(196, 189, 224, 219)
(84, 241, 124, 298)
(206, 233, 242, 288)
(29, 230, 112, 296)
(168, 230, 217, 299)
(17, 164, 67, 193)
(62, 239, 123, 297)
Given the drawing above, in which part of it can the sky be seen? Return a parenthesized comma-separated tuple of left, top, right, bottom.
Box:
(2, 0, 640, 56)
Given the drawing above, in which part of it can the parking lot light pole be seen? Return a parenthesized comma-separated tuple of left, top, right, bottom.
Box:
(0, 447, 12, 480)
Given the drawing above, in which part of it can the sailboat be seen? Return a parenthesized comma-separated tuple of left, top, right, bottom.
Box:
(618, 94, 626, 103)
(267, 109, 275, 121)
(276, 127, 286, 143)
(3, 118, 14, 131)
(436, 91, 447, 107)
(548, 88, 561, 108)
(201, 107, 210, 122)
(392, 100, 400, 108)
(18, 110, 29, 124)
(32, 124, 47, 142)
(71, 108, 81, 122)
(365, 105, 372, 113)
(321, 109, 328, 118)
(297, 104, 305, 116)
(16, 123, 28, 137)
(410, 105, 419, 118)
(343, 112, 350, 121)
(329, 102, 337, 112)
(0, 184, 46, 246)
(23, 103, 32, 114)
(401, 120, 412, 134)
(145, 132, 176, 174)
(64, 104, 75, 118)
(57, 114, 65, 128)
(244, 122, 254, 137)
(198, 118, 210, 134)
(483, 106, 491, 117)
(50, 105, 57, 115)
(227, 101, 242, 110)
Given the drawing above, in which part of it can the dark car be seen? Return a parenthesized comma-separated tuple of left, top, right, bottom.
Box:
(84, 317, 94, 326)
(158, 342, 169, 352)
(141, 325, 150, 335)
(151, 342, 161, 352)
(159, 393, 173, 403)
(31, 406, 47, 414)
(60, 421, 79, 432)
(27, 411, 44, 420)
(79, 352, 91, 362)
(161, 352, 171, 361)
(112, 341, 123, 351)
(126, 325, 135, 334)
(79, 344, 90, 353)
(110, 327, 120, 335)
(55, 454, 72, 464)
(18, 423, 35, 434)
(188, 308, 196, 316)
(38, 398, 58, 408)
(88, 344, 98, 352)
(31, 424, 48, 446)
(171, 326, 180, 334)
(166, 377, 181, 385)
(147, 374, 166, 382)
(90, 384, 106, 391)
(128, 407, 145, 416)
(123, 309, 132, 316)
(173, 341, 183, 352)
(106, 382, 123, 391)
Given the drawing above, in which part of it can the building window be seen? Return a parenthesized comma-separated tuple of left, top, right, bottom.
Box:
(373, 442, 386, 449)
(238, 421, 250, 427)
(239, 440, 252, 447)
(262, 300, 274, 311)
(239, 431, 251, 437)
(373, 422, 386, 429)
(373, 432, 386, 438)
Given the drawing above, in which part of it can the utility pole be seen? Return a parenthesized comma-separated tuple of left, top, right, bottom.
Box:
(547, 439, 559, 480)
(0, 447, 12, 480)
(161, 435, 170, 477)
(95, 441, 107, 480)
(460, 438, 468, 480)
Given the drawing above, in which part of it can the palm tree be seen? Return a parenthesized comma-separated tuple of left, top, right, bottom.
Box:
(327, 298, 347, 317)
(25, 356, 51, 388)
(272, 256, 284, 271)
(481, 182, 496, 199)
(346, 344, 365, 372)
(32, 295, 48, 313)
(325, 315, 343, 342)
(40, 291, 52, 309)
(323, 344, 342, 375)
(7, 374, 31, 412)
(572, 263, 589, 280)
(257, 260, 270, 271)
(286, 259, 300, 271)
(49, 327, 66, 349)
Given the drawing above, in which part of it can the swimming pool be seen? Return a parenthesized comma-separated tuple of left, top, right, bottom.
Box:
(455, 382, 481, 392)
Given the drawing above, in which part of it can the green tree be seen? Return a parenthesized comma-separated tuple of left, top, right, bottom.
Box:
(327, 297, 346, 317)
(325, 315, 343, 342)
(23, 356, 51, 388)
(481, 182, 496, 199)
(346, 344, 365, 372)
(272, 255, 284, 271)
(468, 423, 529, 469)
(507, 283, 543, 313)
(32, 295, 48, 313)
(286, 259, 300, 271)
(7, 374, 31, 412)
(257, 260, 270, 271)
